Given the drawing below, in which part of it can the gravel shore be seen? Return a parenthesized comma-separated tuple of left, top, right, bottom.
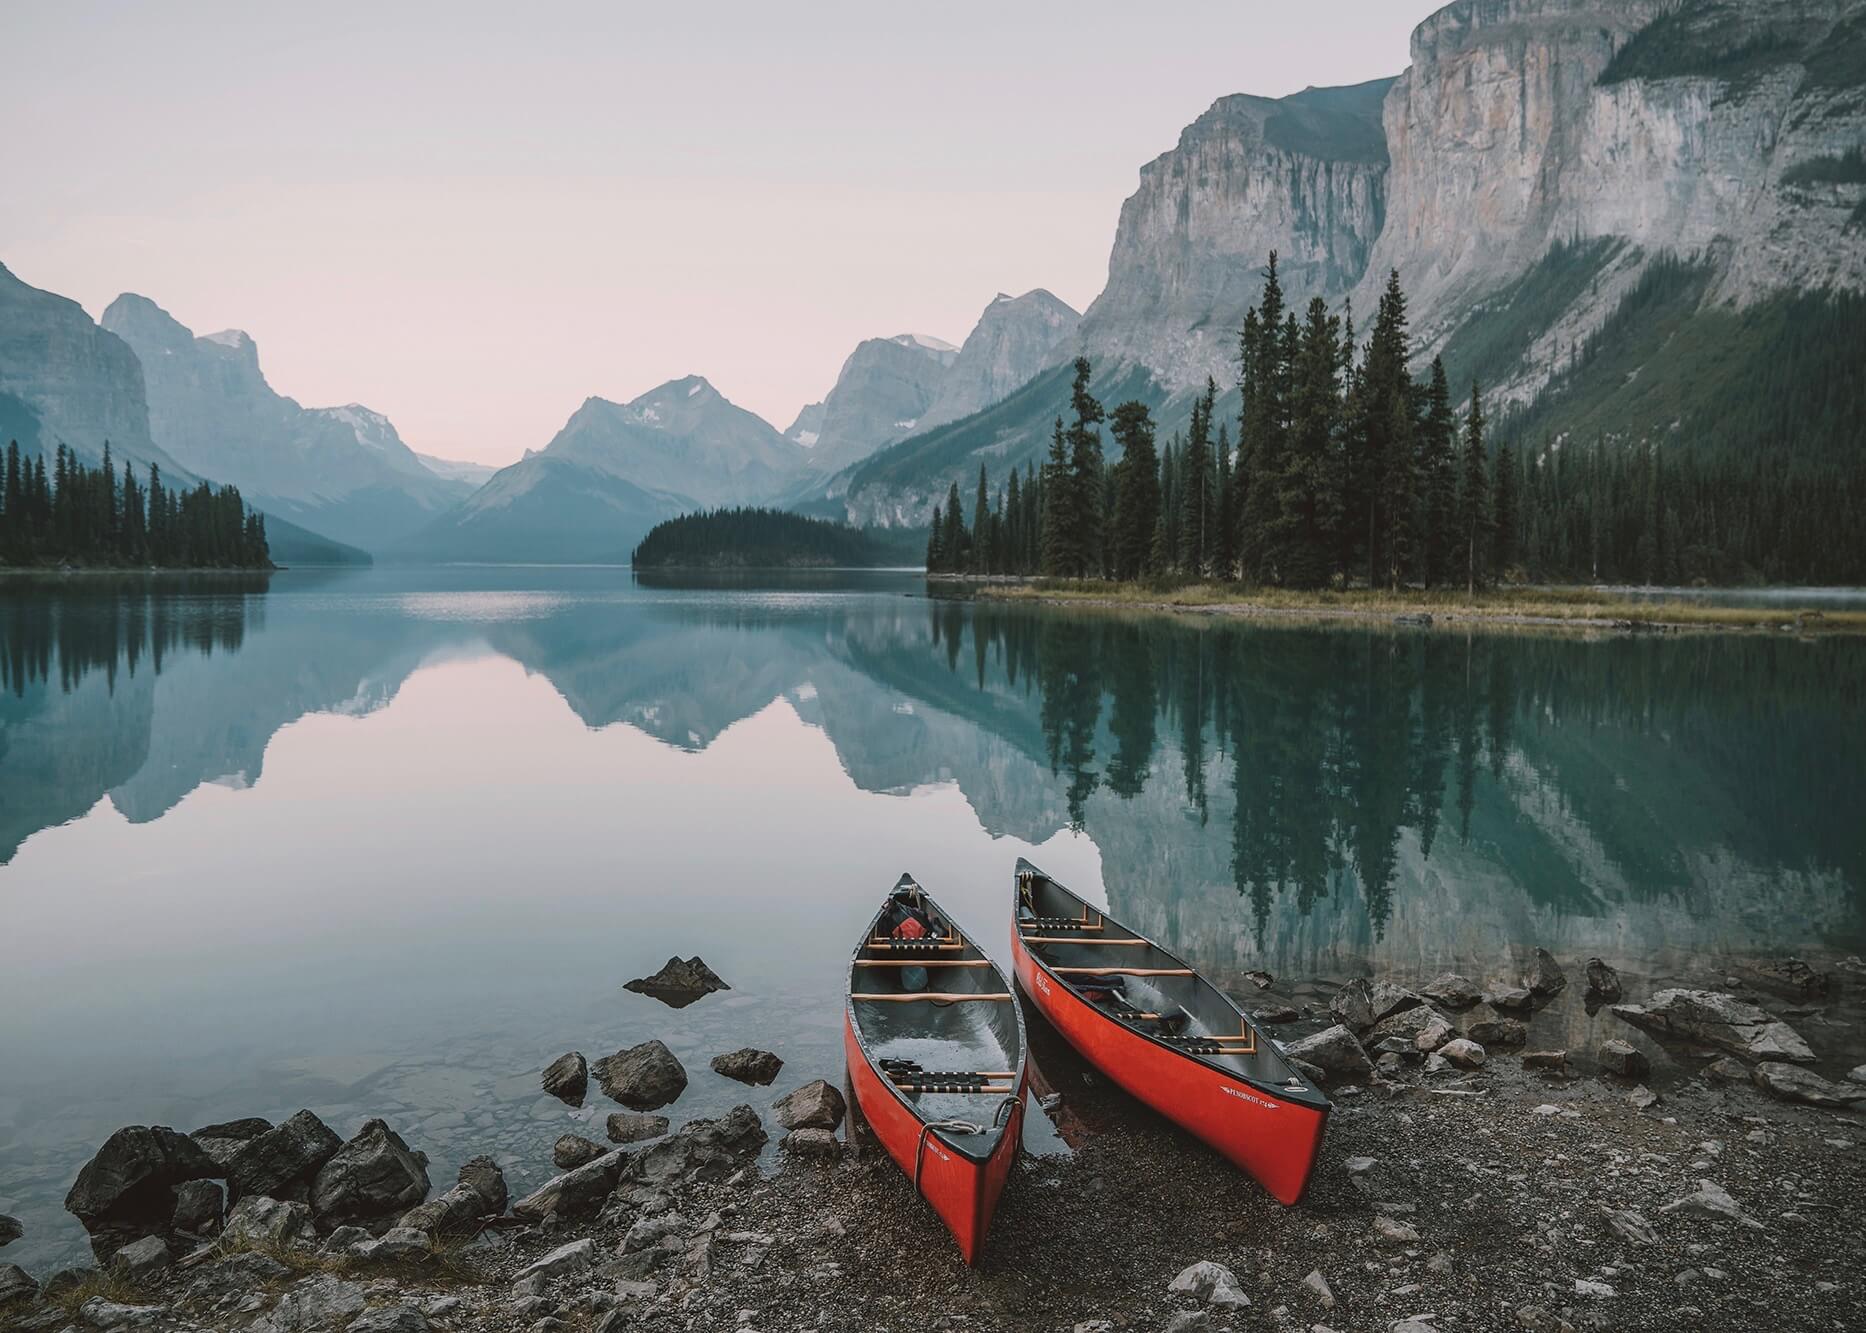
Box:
(6, 965, 1863, 1333)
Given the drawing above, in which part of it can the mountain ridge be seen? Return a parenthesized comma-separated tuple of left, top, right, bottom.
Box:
(100, 292, 470, 552)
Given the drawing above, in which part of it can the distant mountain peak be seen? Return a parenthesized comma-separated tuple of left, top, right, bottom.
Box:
(889, 333, 958, 356)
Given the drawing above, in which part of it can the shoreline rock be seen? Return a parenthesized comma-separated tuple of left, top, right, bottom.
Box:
(710, 1047, 784, 1086)
(594, 1040, 690, 1110)
(540, 1052, 588, 1107)
(624, 956, 730, 1007)
(1611, 989, 1815, 1064)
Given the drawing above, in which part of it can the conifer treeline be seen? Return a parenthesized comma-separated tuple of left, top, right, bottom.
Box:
(924, 252, 1864, 587)
(927, 256, 1513, 590)
(0, 441, 271, 570)
(632, 506, 887, 568)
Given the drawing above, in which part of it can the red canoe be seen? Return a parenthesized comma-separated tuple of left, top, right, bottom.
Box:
(1010, 858, 1329, 1204)
(843, 875, 1027, 1264)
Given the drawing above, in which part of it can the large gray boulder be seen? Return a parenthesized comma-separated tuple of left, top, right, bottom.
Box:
(594, 1040, 689, 1110)
(1469, 1017, 1527, 1049)
(109, 1234, 171, 1285)
(398, 1156, 506, 1237)
(711, 1048, 784, 1086)
(349, 1304, 432, 1333)
(191, 1117, 274, 1170)
(1597, 1038, 1649, 1079)
(606, 1112, 671, 1144)
(540, 1053, 587, 1108)
(223, 1195, 316, 1252)
(1611, 990, 1814, 1064)
(251, 1274, 365, 1332)
(510, 1150, 625, 1222)
(512, 1237, 595, 1284)
(771, 1080, 846, 1132)
(227, 1110, 344, 1202)
(64, 1125, 221, 1263)
(1282, 1025, 1373, 1082)
(171, 1179, 224, 1238)
(624, 956, 730, 999)
(1583, 958, 1623, 1004)
(311, 1120, 430, 1228)
(1751, 1061, 1866, 1109)
(0, 1264, 38, 1305)
(1439, 1038, 1487, 1069)
(1367, 1005, 1446, 1046)
(1419, 973, 1483, 1009)
(622, 1106, 767, 1188)
(553, 1134, 607, 1170)
(1329, 979, 1421, 1033)
(1525, 948, 1567, 997)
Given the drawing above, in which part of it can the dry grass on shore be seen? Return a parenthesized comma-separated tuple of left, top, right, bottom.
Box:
(960, 578, 1866, 632)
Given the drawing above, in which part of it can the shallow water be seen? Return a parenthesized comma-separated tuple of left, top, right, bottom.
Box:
(2, 567, 1862, 1270)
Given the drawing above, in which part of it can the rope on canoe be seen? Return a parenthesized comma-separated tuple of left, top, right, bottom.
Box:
(910, 1098, 1021, 1196)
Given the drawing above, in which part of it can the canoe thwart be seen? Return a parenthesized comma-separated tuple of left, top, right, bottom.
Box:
(1051, 967, 1196, 977)
(851, 991, 1013, 1002)
(1019, 936, 1148, 946)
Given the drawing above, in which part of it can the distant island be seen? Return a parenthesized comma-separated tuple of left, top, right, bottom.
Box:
(630, 507, 905, 569)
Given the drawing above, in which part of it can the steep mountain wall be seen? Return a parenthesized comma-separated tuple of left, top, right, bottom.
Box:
(1358, 0, 1866, 388)
(101, 294, 466, 550)
(1078, 80, 1394, 392)
(0, 263, 166, 471)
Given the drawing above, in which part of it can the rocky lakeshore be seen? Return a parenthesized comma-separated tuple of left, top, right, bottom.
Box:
(4, 953, 1864, 1333)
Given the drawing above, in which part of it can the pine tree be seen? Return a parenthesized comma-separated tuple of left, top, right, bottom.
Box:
(1109, 400, 1160, 580)
(1278, 296, 1343, 588)
(926, 503, 944, 571)
(1491, 439, 1518, 580)
(1004, 467, 1023, 575)
(1238, 254, 1289, 580)
(1153, 438, 1178, 574)
(1064, 358, 1105, 579)
(1213, 421, 1235, 579)
(1457, 382, 1491, 594)
(973, 465, 991, 574)
(1040, 417, 1073, 576)
(1180, 385, 1214, 575)
(943, 481, 966, 573)
(1418, 358, 1457, 589)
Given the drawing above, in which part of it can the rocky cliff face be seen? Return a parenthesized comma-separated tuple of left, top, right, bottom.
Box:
(1356, 0, 1866, 381)
(803, 335, 958, 475)
(101, 294, 465, 550)
(1078, 80, 1393, 392)
(920, 290, 1081, 430)
(0, 263, 169, 472)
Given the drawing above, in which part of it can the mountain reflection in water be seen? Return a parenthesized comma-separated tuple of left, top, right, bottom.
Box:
(1, 568, 1862, 1271)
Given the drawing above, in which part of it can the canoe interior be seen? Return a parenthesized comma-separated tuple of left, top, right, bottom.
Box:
(848, 876, 1026, 1159)
(1016, 861, 1321, 1103)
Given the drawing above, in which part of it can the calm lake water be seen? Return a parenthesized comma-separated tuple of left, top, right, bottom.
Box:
(3, 568, 1864, 1271)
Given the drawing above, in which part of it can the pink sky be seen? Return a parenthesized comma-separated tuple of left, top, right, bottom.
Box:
(2, 2, 1440, 465)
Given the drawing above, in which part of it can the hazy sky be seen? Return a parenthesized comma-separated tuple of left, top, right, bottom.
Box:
(4, 2, 1440, 464)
